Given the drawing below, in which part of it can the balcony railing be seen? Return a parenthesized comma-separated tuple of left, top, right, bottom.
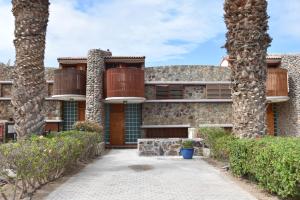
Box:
(266, 68, 288, 97)
(53, 68, 86, 97)
(105, 67, 144, 98)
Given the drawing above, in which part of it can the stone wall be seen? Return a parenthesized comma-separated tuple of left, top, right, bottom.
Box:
(145, 65, 231, 82)
(0, 64, 14, 80)
(0, 65, 56, 81)
(184, 86, 206, 99)
(142, 102, 232, 126)
(277, 55, 300, 136)
(0, 65, 60, 121)
(43, 100, 62, 120)
(138, 138, 203, 156)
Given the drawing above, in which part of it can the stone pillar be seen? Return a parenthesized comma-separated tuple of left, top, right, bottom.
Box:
(86, 49, 111, 127)
(277, 55, 300, 136)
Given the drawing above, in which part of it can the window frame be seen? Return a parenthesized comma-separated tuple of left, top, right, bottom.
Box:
(206, 84, 231, 99)
(155, 84, 184, 99)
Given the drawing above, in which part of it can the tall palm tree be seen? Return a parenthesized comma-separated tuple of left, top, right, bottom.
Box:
(11, 0, 49, 139)
(224, 0, 272, 138)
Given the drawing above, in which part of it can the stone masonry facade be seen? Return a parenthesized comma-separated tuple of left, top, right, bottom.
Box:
(143, 65, 232, 128)
(145, 65, 231, 81)
(1, 57, 300, 136)
(0, 65, 62, 121)
(276, 55, 300, 136)
(138, 138, 204, 156)
(142, 103, 232, 126)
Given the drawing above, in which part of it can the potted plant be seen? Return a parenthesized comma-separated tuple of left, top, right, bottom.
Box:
(181, 140, 194, 159)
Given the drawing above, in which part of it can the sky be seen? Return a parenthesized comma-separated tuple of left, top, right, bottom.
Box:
(0, 0, 299, 67)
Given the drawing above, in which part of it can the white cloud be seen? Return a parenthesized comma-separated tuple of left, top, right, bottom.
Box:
(1, 0, 298, 67)
(0, 0, 225, 66)
(268, 0, 300, 39)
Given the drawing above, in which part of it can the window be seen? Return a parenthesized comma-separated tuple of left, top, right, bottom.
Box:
(0, 83, 12, 97)
(156, 85, 183, 99)
(206, 84, 231, 99)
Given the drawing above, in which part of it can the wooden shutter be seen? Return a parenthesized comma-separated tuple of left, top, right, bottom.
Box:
(169, 85, 183, 99)
(156, 85, 169, 99)
(206, 84, 231, 99)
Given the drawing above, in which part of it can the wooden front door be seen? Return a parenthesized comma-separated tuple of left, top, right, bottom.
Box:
(110, 104, 125, 145)
(266, 104, 274, 135)
(78, 101, 86, 121)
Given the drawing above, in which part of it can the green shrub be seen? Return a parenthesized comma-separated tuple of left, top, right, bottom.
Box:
(229, 137, 300, 198)
(199, 128, 235, 160)
(73, 120, 103, 133)
(212, 135, 236, 161)
(73, 121, 103, 142)
(0, 130, 102, 198)
(198, 127, 231, 148)
(182, 140, 193, 148)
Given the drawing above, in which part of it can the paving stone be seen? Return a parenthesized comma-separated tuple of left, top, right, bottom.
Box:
(45, 149, 257, 200)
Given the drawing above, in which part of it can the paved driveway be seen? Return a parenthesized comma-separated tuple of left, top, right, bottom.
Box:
(45, 149, 256, 200)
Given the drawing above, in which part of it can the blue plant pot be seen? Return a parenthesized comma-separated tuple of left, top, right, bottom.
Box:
(181, 148, 194, 159)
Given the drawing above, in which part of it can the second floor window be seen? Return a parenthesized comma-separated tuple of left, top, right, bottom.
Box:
(156, 85, 184, 99)
(206, 84, 231, 99)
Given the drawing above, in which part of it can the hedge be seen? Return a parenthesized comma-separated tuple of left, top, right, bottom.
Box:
(199, 128, 236, 160)
(0, 129, 102, 199)
(229, 137, 300, 198)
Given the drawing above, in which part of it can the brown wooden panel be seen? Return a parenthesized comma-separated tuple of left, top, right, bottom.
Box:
(105, 67, 144, 98)
(45, 123, 60, 132)
(48, 83, 53, 97)
(53, 68, 86, 96)
(206, 84, 231, 99)
(0, 124, 4, 140)
(78, 101, 85, 121)
(145, 128, 188, 138)
(266, 104, 274, 136)
(266, 68, 288, 97)
(110, 104, 125, 145)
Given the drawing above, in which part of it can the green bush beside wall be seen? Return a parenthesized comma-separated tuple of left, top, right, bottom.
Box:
(199, 128, 235, 160)
(200, 128, 300, 198)
(0, 130, 102, 198)
(229, 137, 300, 198)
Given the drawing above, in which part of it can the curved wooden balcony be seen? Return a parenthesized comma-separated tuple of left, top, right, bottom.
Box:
(105, 67, 145, 103)
(52, 68, 86, 101)
(266, 68, 288, 102)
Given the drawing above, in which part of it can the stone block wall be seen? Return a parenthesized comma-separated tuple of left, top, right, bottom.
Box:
(138, 138, 204, 156)
(142, 102, 232, 126)
(0, 65, 56, 81)
(0, 66, 61, 121)
(0, 64, 14, 80)
(277, 55, 300, 136)
(184, 86, 206, 99)
(145, 65, 231, 82)
(42, 100, 62, 120)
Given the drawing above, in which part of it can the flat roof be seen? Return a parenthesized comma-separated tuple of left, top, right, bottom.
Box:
(57, 56, 145, 64)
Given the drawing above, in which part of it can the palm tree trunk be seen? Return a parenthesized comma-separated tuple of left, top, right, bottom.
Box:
(224, 0, 272, 138)
(11, 0, 49, 139)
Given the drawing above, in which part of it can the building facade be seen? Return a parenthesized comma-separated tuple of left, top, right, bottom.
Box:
(0, 51, 299, 144)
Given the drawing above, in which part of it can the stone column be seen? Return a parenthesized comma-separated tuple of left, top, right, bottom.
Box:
(86, 49, 111, 127)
